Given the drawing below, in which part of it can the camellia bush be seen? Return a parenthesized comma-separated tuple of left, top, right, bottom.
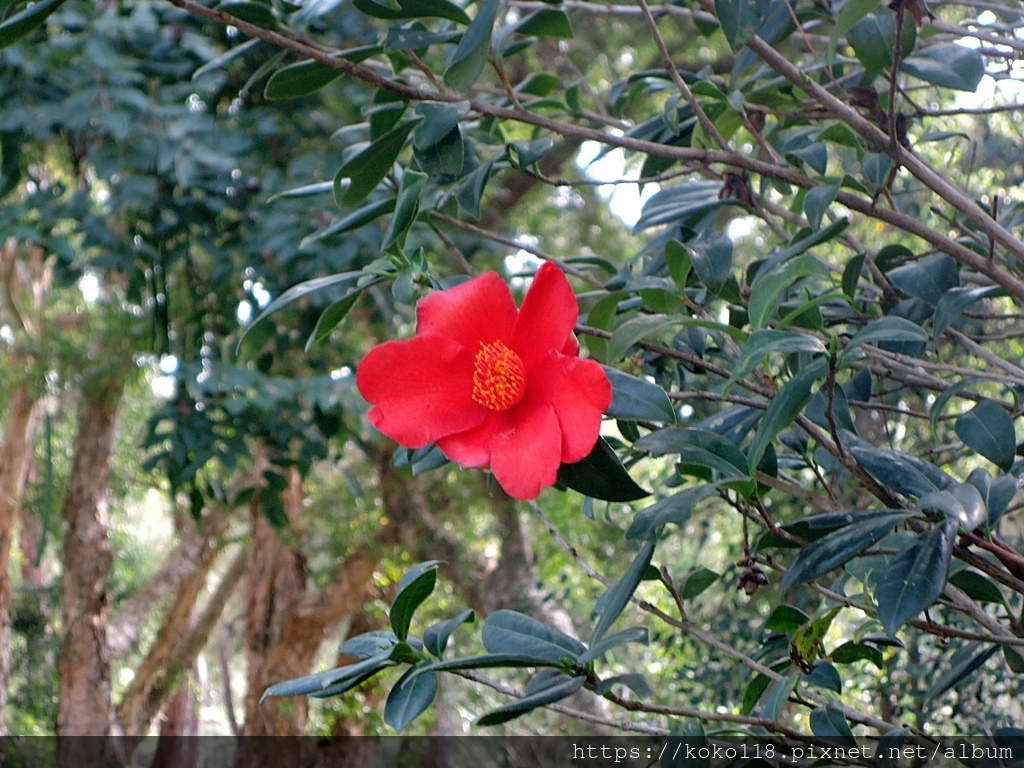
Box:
(10, 0, 1024, 749)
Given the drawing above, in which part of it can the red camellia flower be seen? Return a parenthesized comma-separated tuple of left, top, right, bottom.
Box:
(357, 262, 612, 500)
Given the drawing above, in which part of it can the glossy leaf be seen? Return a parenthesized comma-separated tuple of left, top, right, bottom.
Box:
(578, 626, 649, 664)
(747, 359, 827, 474)
(903, 43, 985, 92)
(716, 0, 770, 49)
(780, 510, 912, 591)
(481, 610, 586, 664)
(933, 285, 1001, 338)
(264, 45, 381, 100)
(556, 436, 649, 502)
(748, 255, 831, 328)
(689, 231, 733, 294)
(592, 542, 655, 643)
(848, 440, 954, 497)
(384, 663, 438, 731)
(626, 484, 720, 540)
(875, 519, 957, 635)
(603, 365, 676, 423)
(334, 119, 419, 207)
(390, 560, 442, 641)
(353, 0, 470, 23)
(726, 330, 826, 392)
(423, 609, 475, 659)
(513, 8, 573, 39)
(923, 643, 999, 700)
(381, 170, 427, 251)
(0, 0, 67, 49)
(260, 651, 393, 701)
(809, 702, 856, 746)
(887, 253, 959, 306)
(475, 674, 585, 726)
(444, 0, 500, 91)
(955, 399, 1017, 471)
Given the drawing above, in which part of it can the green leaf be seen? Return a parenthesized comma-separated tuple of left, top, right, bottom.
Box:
(841, 316, 928, 362)
(475, 674, 585, 726)
(828, 0, 881, 61)
(677, 567, 721, 600)
(716, 0, 770, 50)
(790, 606, 841, 672)
(513, 8, 574, 39)
(766, 605, 810, 633)
(381, 170, 427, 251)
(809, 702, 857, 746)
(759, 673, 798, 720)
(934, 286, 1001, 338)
(592, 542, 655, 643)
(747, 359, 827, 474)
(847, 438, 954, 497)
(0, 0, 67, 49)
(726, 330, 826, 393)
(948, 570, 1006, 608)
(390, 560, 442, 641)
(217, 1, 277, 27)
(804, 182, 841, 229)
(300, 198, 397, 248)
(444, 0, 501, 91)
(338, 630, 399, 659)
(842, 252, 866, 300)
(603, 366, 676, 423)
(305, 289, 366, 352)
(423, 609, 475, 659)
(903, 43, 985, 92)
(481, 610, 586, 664)
(264, 46, 381, 100)
(353, 0, 470, 23)
(887, 253, 959, 306)
(607, 314, 744, 362)
(923, 643, 999, 701)
(578, 626, 649, 664)
(0, 131, 22, 200)
(847, 9, 911, 73)
(689, 231, 733, 294)
(594, 672, 653, 699)
(334, 119, 419, 207)
(556, 436, 649, 502)
(831, 640, 884, 668)
(780, 511, 912, 591)
(384, 663, 438, 731)
(663, 719, 709, 768)
(408, 653, 564, 678)
(875, 520, 957, 635)
(260, 651, 393, 702)
(413, 103, 469, 149)
(748, 254, 831, 328)
(239, 271, 366, 349)
(955, 399, 1017, 471)
(626, 484, 721, 541)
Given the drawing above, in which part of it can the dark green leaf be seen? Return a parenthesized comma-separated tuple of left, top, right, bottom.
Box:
(413, 103, 469, 149)
(300, 199, 397, 248)
(923, 643, 999, 700)
(592, 542, 655, 643)
(955, 399, 1017, 471)
(260, 651, 393, 702)
(635, 428, 748, 478)
(390, 560, 442, 641)
(475, 674, 585, 726)
(689, 231, 733, 294)
(423, 609, 475, 658)
(677, 567, 721, 600)
(626, 484, 720, 541)
(809, 702, 856, 746)
(766, 605, 810, 633)
(847, 9, 912, 73)
(557, 436, 649, 502)
(887, 253, 959, 306)
(875, 519, 957, 635)
(804, 182, 840, 229)
(0, 0, 66, 49)
(780, 510, 912, 591)
(841, 317, 928, 364)
(578, 626, 649, 664)
(339, 630, 399, 659)
(381, 170, 427, 251)
(934, 286, 1001, 338)
(603, 366, 676, 423)
(948, 570, 1006, 607)
(513, 8, 573, 39)
(716, 0, 770, 49)
(759, 673, 798, 720)
(353, 0, 470, 23)
(384, 663, 438, 731)
(482, 610, 586, 664)
(829, 0, 881, 60)
(848, 440, 954, 497)
(831, 640, 884, 668)
(726, 330, 826, 392)
(264, 45, 381, 100)
(903, 43, 985, 92)
(662, 719, 709, 768)
(748, 254, 831, 329)
(842, 252, 866, 300)
(594, 673, 653, 699)
(305, 289, 365, 352)
(444, 0, 500, 91)
(334, 119, 419, 207)
(747, 359, 827, 474)
(632, 181, 730, 233)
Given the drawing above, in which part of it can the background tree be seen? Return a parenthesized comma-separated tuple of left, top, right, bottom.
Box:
(1, 0, 1023, 754)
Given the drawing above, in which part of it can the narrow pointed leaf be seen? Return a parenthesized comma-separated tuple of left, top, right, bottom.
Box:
(592, 542, 655, 643)
(482, 610, 586, 664)
(875, 519, 957, 635)
(475, 674, 585, 726)
(557, 436, 648, 502)
(334, 119, 419, 207)
(747, 359, 827, 474)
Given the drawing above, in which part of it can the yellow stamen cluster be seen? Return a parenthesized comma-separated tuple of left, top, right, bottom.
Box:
(472, 340, 526, 411)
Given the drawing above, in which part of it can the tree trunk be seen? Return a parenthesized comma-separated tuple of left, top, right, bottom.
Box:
(238, 466, 377, 756)
(0, 384, 41, 734)
(57, 375, 125, 746)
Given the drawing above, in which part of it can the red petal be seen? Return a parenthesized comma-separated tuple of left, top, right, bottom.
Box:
(489, 404, 563, 500)
(510, 262, 579, 370)
(418, 271, 518, 350)
(357, 335, 486, 447)
(436, 421, 492, 468)
(527, 353, 611, 463)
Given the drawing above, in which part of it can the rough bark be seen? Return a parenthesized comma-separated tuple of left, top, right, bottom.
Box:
(107, 505, 232, 660)
(0, 384, 41, 734)
(57, 374, 125, 751)
(239, 466, 377, 745)
(117, 544, 247, 738)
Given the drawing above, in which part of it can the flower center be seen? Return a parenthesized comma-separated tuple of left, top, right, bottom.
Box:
(472, 341, 527, 411)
